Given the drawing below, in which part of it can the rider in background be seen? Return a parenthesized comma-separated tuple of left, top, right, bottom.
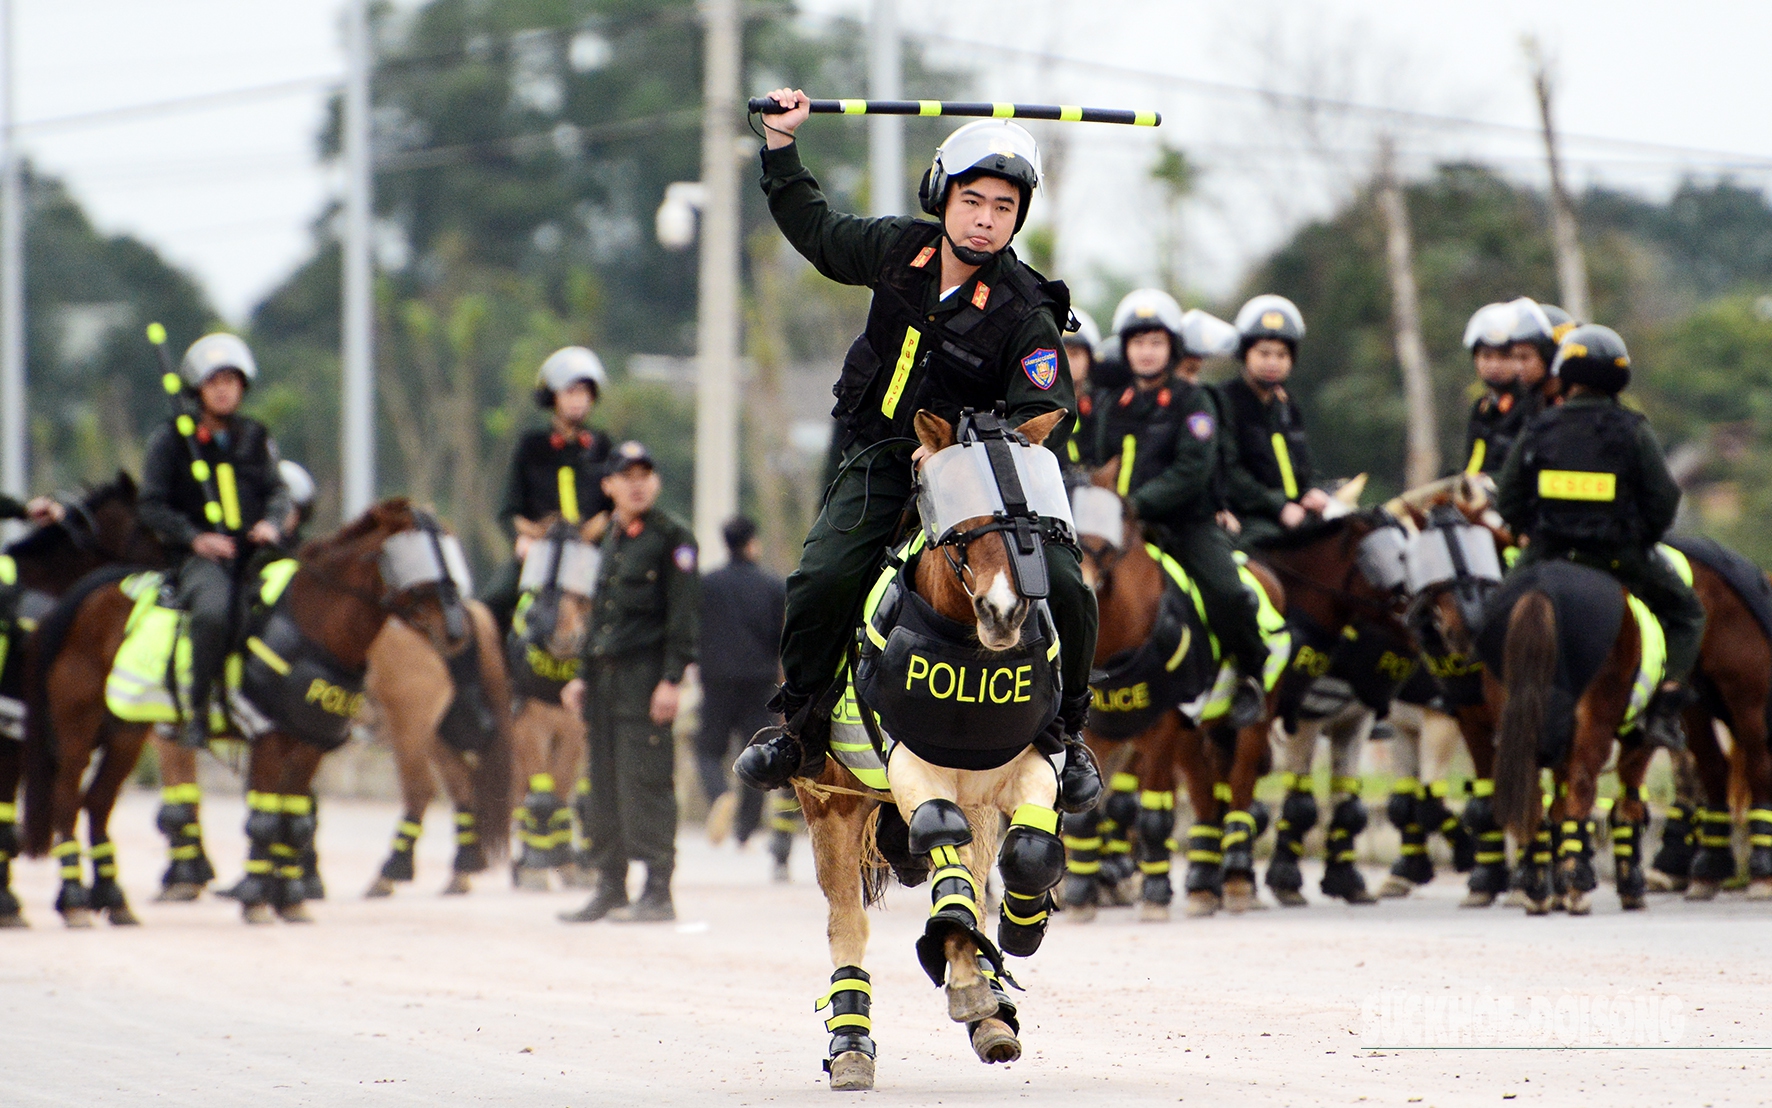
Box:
(1507, 298, 1568, 418)
(1096, 288, 1267, 727)
(734, 88, 1098, 808)
(138, 334, 291, 750)
(1493, 324, 1705, 749)
(486, 347, 614, 634)
(1458, 301, 1541, 475)
(1061, 307, 1101, 470)
(1216, 295, 1332, 549)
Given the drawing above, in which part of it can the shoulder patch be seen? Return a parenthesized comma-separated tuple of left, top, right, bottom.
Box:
(1021, 348, 1059, 390)
(1187, 411, 1216, 441)
(910, 245, 937, 269)
(673, 544, 697, 573)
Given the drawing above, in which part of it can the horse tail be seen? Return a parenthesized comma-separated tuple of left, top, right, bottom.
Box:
(467, 601, 514, 864)
(860, 805, 890, 908)
(1494, 591, 1557, 842)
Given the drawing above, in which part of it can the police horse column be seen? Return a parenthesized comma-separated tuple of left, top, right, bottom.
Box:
(789, 408, 1072, 1091)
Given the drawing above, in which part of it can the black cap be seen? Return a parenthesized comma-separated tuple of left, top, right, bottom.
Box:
(607, 440, 655, 474)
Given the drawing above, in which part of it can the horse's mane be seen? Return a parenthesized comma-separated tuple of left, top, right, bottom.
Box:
(295, 498, 414, 564)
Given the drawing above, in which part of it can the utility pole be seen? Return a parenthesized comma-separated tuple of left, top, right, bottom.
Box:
(340, 0, 375, 516)
(1376, 136, 1438, 488)
(0, 0, 24, 502)
(867, 0, 903, 216)
(694, 0, 741, 568)
(1526, 38, 1590, 321)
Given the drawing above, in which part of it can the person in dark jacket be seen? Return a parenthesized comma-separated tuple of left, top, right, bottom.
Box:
(1493, 324, 1704, 749)
(1457, 301, 1542, 476)
(485, 347, 614, 633)
(1061, 307, 1101, 470)
(696, 517, 787, 852)
(138, 333, 291, 749)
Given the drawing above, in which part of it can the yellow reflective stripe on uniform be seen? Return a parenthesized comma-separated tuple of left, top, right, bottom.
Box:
(1464, 439, 1486, 475)
(881, 327, 920, 419)
(216, 463, 242, 530)
(1538, 469, 1615, 501)
(1067, 438, 1079, 463)
(558, 467, 580, 524)
(259, 558, 299, 605)
(0, 554, 14, 586)
(1655, 543, 1694, 587)
(1117, 435, 1136, 496)
(1271, 433, 1299, 499)
(246, 635, 291, 677)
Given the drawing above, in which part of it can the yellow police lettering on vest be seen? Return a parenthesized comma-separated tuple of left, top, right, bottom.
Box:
(1377, 651, 1418, 682)
(906, 653, 1035, 703)
(1092, 683, 1152, 712)
(1426, 652, 1482, 679)
(527, 645, 580, 683)
(905, 653, 929, 690)
(1292, 644, 1331, 677)
(305, 678, 366, 718)
(928, 662, 957, 699)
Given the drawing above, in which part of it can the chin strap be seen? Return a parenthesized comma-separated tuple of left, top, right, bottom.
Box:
(944, 228, 997, 268)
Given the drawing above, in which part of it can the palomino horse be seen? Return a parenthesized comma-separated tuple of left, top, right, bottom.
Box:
(0, 474, 167, 927)
(1065, 466, 1287, 919)
(21, 500, 430, 925)
(791, 408, 1070, 1090)
(505, 514, 604, 889)
(364, 594, 514, 897)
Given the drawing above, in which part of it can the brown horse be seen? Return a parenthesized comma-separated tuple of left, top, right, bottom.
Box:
(794, 408, 1068, 1091)
(1066, 466, 1286, 919)
(364, 593, 514, 897)
(22, 500, 428, 925)
(505, 514, 604, 889)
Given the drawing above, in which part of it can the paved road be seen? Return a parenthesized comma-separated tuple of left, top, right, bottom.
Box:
(2, 791, 1767, 1106)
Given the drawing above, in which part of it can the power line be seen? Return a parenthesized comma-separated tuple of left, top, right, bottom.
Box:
(15, 75, 338, 135)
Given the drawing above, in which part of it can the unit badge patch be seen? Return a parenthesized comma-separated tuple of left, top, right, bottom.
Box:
(673, 545, 697, 573)
(1187, 411, 1216, 440)
(1021, 348, 1059, 390)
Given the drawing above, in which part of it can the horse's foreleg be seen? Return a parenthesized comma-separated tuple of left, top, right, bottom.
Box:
(368, 713, 439, 898)
(433, 748, 481, 894)
(49, 699, 105, 927)
(1263, 717, 1318, 907)
(510, 704, 571, 884)
(796, 774, 876, 1091)
(268, 736, 324, 922)
(1094, 742, 1140, 899)
(1173, 725, 1225, 916)
(83, 723, 148, 925)
(1612, 744, 1653, 910)
(149, 734, 212, 901)
(1121, 722, 1179, 921)
(1682, 713, 1735, 900)
(1454, 704, 1509, 906)
(1319, 708, 1377, 905)
(1556, 741, 1604, 916)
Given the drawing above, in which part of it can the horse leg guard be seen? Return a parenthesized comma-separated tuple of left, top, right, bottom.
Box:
(1462, 782, 1509, 902)
(570, 776, 595, 875)
(1689, 808, 1737, 887)
(997, 805, 1064, 956)
(273, 795, 317, 914)
(51, 840, 89, 918)
(1060, 808, 1102, 911)
(1183, 819, 1225, 897)
(769, 792, 800, 881)
(1265, 780, 1316, 898)
(1133, 791, 1176, 909)
(0, 855, 20, 926)
(453, 809, 486, 875)
(967, 955, 1023, 1065)
(1650, 802, 1696, 886)
(1557, 818, 1597, 899)
(1097, 773, 1139, 891)
(516, 775, 561, 874)
(1319, 787, 1375, 903)
(155, 784, 209, 896)
(378, 816, 422, 886)
(1385, 779, 1432, 888)
(915, 842, 1014, 1022)
(1519, 822, 1554, 913)
(1220, 807, 1259, 879)
(818, 966, 876, 1090)
(1612, 795, 1648, 907)
(1427, 781, 1475, 873)
(1748, 808, 1772, 885)
(86, 839, 134, 924)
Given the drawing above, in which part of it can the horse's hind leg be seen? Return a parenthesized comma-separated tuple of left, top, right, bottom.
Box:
(367, 716, 438, 898)
(510, 702, 564, 889)
(269, 736, 324, 923)
(434, 747, 480, 895)
(150, 735, 212, 901)
(84, 724, 149, 925)
(1174, 726, 1223, 917)
(796, 772, 877, 1091)
(1221, 718, 1276, 914)
(1319, 708, 1377, 905)
(1129, 720, 1181, 922)
(49, 694, 107, 927)
(1683, 711, 1735, 901)
(1264, 718, 1318, 907)
(1612, 745, 1653, 910)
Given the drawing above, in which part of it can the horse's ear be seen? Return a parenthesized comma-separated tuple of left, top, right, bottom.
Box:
(1014, 409, 1065, 447)
(913, 410, 954, 453)
(1092, 457, 1120, 491)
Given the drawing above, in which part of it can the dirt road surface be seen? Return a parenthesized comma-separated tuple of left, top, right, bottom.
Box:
(3, 790, 1768, 1106)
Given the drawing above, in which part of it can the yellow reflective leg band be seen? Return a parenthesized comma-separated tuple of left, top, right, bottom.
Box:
(1465, 439, 1486, 475)
(880, 327, 920, 419)
(1109, 772, 1139, 793)
(0, 801, 16, 821)
(1271, 433, 1299, 500)
(1010, 803, 1059, 834)
(216, 462, 242, 531)
(557, 468, 580, 524)
(528, 773, 557, 795)
(282, 794, 313, 816)
(1117, 435, 1136, 496)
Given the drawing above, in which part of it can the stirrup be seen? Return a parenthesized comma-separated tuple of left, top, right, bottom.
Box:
(1227, 675, 1265, 729)
(734, 727, 806, 792)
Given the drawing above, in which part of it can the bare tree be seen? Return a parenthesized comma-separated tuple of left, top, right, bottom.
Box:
(1376, 135, 1438, 486)
(1525, 37, 1591, 321)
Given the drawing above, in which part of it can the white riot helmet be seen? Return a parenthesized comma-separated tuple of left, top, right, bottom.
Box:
(1063, 307, 1101, 356)
(179, 333, 257, 389)
(1111, 288, 1186, 340)
(1463, 299, 1553, 356)
(535, 346, 608, 407)
(278, 460, 316, 509)
(1178, 309, 1239, 359)
(917, 120, 1042, 236)
(1234, 294, 1306, 355)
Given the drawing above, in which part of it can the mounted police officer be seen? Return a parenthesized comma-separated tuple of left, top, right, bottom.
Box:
(1458, 299, 1552, 475)
(1493, 324, 1705, 748)
(1060, 307, 1101, 469)
(734, 88, 1100, 807)
(1096, 288, 1267, 726)
(139, 334, 291, 750)
(1217, 295, 1331, 548)
(1509, 299, 1566, 414)
(488, 347, 614, 633)
(559, 442, 698, 923)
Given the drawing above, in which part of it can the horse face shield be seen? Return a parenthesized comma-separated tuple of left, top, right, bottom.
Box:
(1403, 509, 1502, 644)
(380, 524, 475, 640)
(517, 530, 601, 652)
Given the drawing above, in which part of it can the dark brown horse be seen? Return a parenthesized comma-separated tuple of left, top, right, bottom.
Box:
(22, 500, 427, 926)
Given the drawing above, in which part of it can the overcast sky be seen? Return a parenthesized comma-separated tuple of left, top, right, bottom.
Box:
(12, 0, 1772, 322)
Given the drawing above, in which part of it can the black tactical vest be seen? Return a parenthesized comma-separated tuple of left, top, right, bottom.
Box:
(1463, 385, 1529, 475)
(832, 222, 1069, 447)
(1221, 378, 1312, 499)
(1519, 402, 1643, 549)
(160, 416, 277, 534)
(1093, 380, 1223, 511)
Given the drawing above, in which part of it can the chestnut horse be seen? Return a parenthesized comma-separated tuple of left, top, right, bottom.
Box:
(793, 408, 1068, 1091)
(22, 500, 428, 926)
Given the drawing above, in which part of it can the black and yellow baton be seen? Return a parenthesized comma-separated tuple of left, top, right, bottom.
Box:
(146, 322, 239, 534)
(748, 98, 1160, 127)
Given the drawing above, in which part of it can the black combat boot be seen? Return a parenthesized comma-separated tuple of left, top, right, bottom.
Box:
(610, 866, 674, 923)
(559, 869, 628, 923)
(1641, 684, 1692, 751)
(735, 687, 828, 791)
(1228, 675, 1266, 730)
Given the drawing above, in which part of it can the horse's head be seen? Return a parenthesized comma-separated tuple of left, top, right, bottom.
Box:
(913, 408, 1066, 652)
(518, 515, 604, 659)
(1399, 502, 1508, 659)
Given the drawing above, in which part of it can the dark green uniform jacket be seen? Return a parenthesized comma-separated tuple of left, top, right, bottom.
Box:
(498, 427, 613, 533)
(1216, 377, 1315, 544)
(759, 142, 1075, 450)
(586, 507, 699, 684)
(1459, 383, 1530, 476)
(139, 416, 290, 554)
(1064, 389, 1100, 469)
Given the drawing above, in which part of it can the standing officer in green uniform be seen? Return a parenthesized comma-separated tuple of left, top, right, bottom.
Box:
(1096, 288, 1267, 726)
(1216, 295, 1331, 549)
(1061, 307, 1101, 470)
(734, 88, 1099, 806)
(486, 347, 614, 634)
(559, 442, 698, 923)
(1493, 324, 1704, 748)
(138, 334, 291, 749)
